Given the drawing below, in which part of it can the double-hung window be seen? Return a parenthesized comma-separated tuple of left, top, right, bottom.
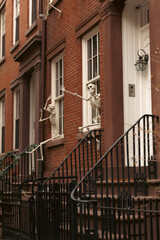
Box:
(13, 90, 20, 150)
(0, 7, 5, 59)
(0, 98, 5, 153)
(82, 27, 100, 128)
(51, 54, 64, 137)
(13, 0, 20, 44)
(29, 0, 37, 26)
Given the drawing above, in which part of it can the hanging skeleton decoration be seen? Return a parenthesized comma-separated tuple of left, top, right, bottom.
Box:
(28, 96, 60, 161)
(61, 83, 101, 130)
(39, 95, 58, 137)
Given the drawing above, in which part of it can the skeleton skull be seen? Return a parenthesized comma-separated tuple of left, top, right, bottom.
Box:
(88, 83, 95, 94)
(47, 104, 55, 112)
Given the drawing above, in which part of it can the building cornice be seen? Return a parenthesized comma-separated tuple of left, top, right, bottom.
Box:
(0, 88, 6, 98)
(99, 0, 126, 20)
(14, 31, 42, 62)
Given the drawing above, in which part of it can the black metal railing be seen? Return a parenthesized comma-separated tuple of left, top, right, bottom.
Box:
(71, 114, 160, 239)
(35, 129, 103, 240)
(1, 144, 39, 239)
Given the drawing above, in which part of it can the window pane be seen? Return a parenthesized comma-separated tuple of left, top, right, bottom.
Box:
(2, 101, 5, 126)
(15, 119, 19, 149)
(87, 39, 92, 59)
(1, 126, 5, 153)
(15, 16, 19, 42)
(97, 80, 100, 94)
(93, 56, 97, 78)
(60, 59, 62, 76)
(56, 62, 58, 79)
(88, 60, 92, 80)
(32, 0, 37, 23)
(93, 35, 97, 56)
(16, 91, 20, 119)
(60, 77, 63, 95)
(56, 79, 59, 97)
(2, 34, 5, 57)
(59, 99, 63, 135)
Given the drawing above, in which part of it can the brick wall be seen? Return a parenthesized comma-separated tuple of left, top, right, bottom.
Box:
(43, 0, 105, 175)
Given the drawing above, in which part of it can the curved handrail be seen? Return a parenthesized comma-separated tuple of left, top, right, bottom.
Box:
(44, 129, 103, 184)
(71, 114, 159, 203)
(1, 144, 38, 177)
(0, 151, 15, 167)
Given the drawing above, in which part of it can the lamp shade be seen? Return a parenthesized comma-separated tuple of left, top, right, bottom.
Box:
(134, 49, 149, 71)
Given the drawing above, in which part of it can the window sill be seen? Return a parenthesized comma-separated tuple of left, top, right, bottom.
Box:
(77, 124, 101, 140)
(10, 41, 19, 54)
(0, 56, 5, 65)
(46, 137, 65, 148)
(25, 21, 37, 37)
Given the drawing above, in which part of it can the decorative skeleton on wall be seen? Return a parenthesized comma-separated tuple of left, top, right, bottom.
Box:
(39, 95, 58, 137)
(61, 83, 101, 131)
(27, 96, 60, 161)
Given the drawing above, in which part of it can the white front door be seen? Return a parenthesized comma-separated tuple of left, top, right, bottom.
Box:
(122, 0, 152, 131)
(122, 0, 152, 166)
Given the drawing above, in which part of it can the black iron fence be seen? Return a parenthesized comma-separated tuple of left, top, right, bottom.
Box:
(1, 144, 39, 239)
(1, 115, 160, 240)
(35, 129, 103, 240)
(71, 114, 160, 239)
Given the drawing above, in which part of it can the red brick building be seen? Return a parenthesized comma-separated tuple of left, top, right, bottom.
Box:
(40, 0, 160, 176)
(0, 0, 160, 239)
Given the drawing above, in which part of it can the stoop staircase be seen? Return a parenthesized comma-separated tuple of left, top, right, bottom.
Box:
(0, 114, 160, 240)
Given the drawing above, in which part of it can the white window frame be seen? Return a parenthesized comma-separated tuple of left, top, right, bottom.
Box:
(0, 7, 5, 59)
(29, 0, 37, 26)
(0, 98, 5, 153)
(51, 53, 64, 137)
(29, 73, 35, 145)
(13, 90, 20, 150)
(82, 26, 100, 129)
(13, 0, 20, 44)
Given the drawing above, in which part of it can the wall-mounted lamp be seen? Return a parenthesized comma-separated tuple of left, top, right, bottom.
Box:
(134, 49, 149, 71)
(39, 1, 62, 20)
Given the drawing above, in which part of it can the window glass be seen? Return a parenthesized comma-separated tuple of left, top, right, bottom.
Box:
(52, 56, 64, 136)
(0, 8, 5, 58)
(0, 99, 5, 153)
(14, 91, 20, 150)
(82, 28, 100, 129)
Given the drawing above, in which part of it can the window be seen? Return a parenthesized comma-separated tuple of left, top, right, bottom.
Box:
(0, 7, 5, 59)
(140, 3, 149, 27)
(29, 0, 37, 26)
(0, 98, 5, 153)
(13, 0, 20, 44)
(13, 90, 20, 150)
(82, 27, 100, 128)
(51, 54, 64, 136)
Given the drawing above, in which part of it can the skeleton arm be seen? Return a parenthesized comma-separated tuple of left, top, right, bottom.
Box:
(39, 96, 52, 122)
(44, 95, 52, 111)
(60, 86, 90, 101)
